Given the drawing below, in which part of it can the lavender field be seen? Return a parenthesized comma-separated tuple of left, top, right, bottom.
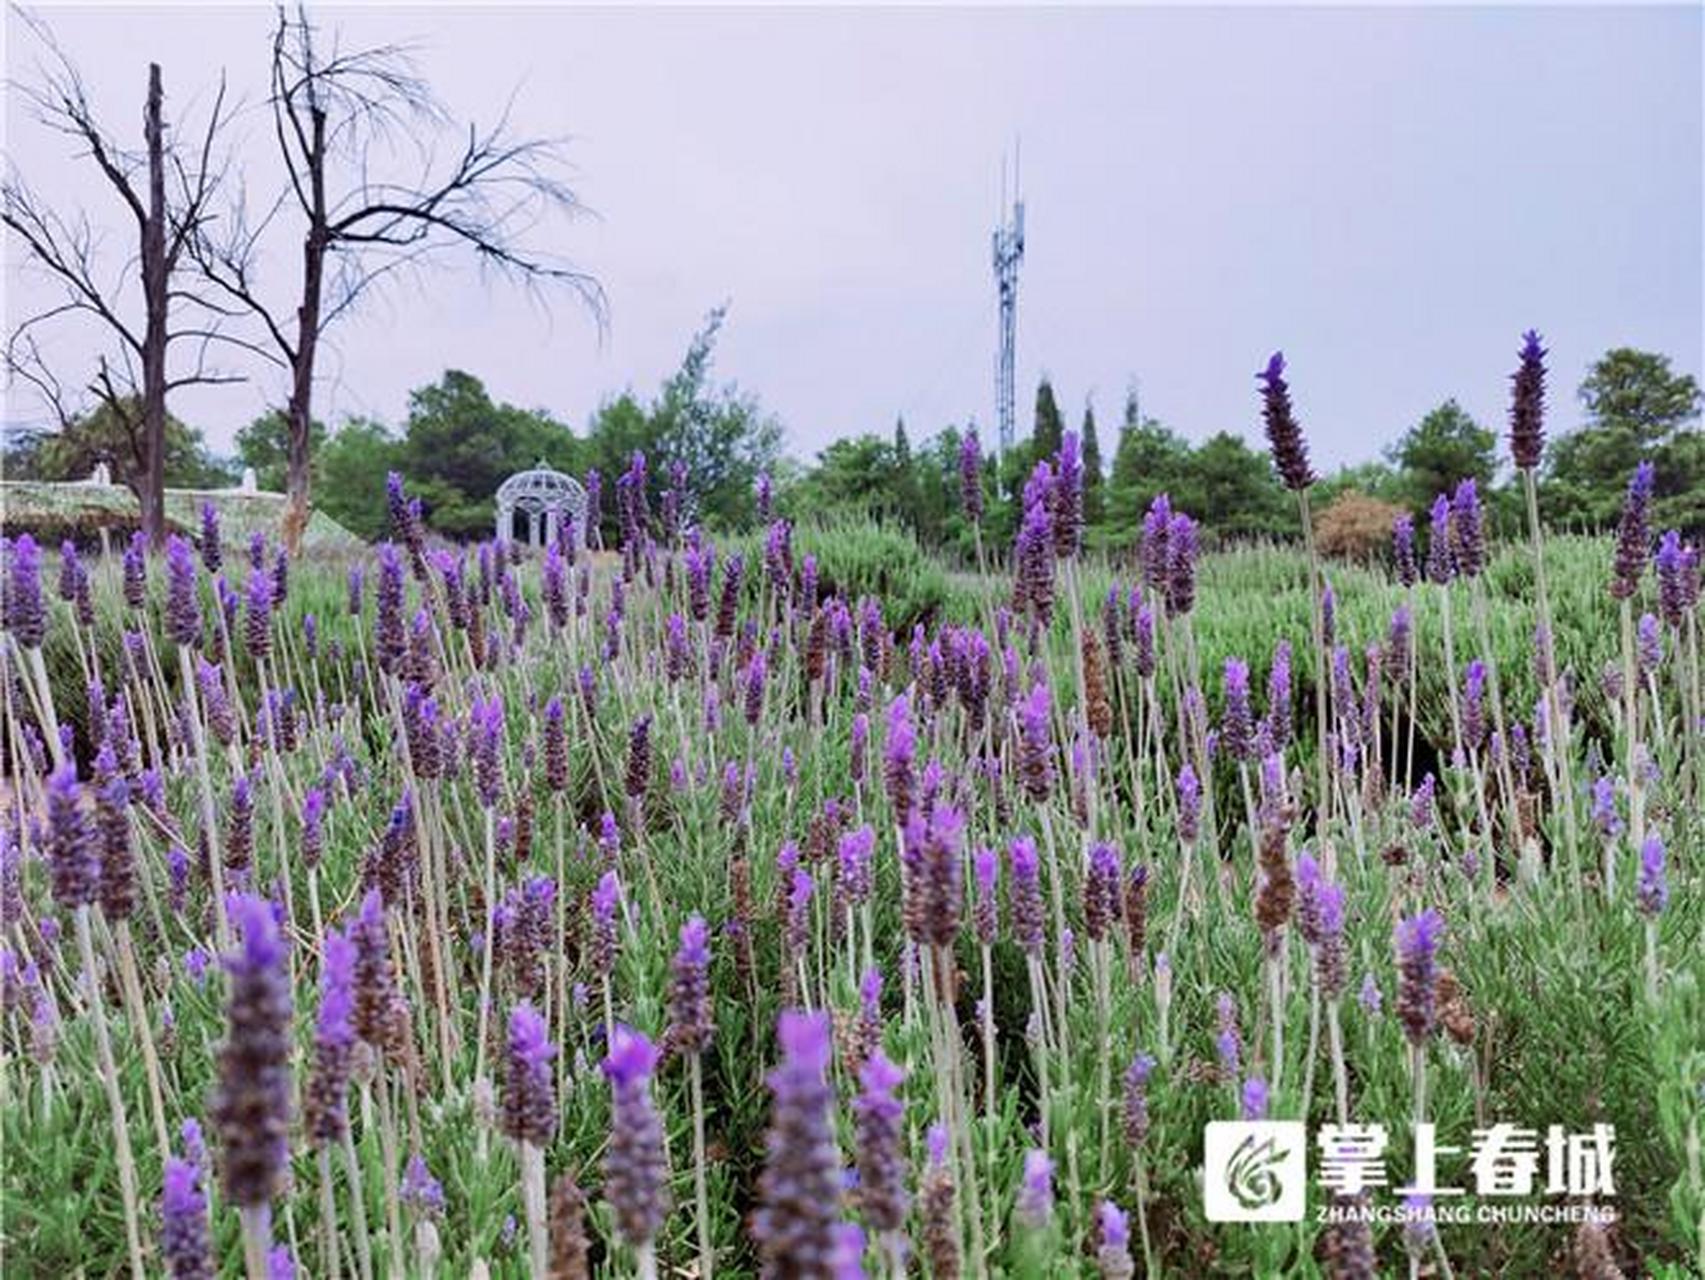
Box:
(1, 357, 1702, 1279)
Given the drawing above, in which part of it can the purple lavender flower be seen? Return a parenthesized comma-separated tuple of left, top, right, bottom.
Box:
(94, 747, 135, 921)
(1008, 837, 1044, 954)
(972, 846, 999, 947)
(1590, 776, 1622, 839)
(1123, 1053, 1156, 1149)
(374, 545, 406, 674)
(161, 1157, 214, 1280)
(212, 894, 293, 1207)
(756, 1011, 842, 1275)
(1637, 833, 1668, 917)
(165, 534, 202, 648)
(1176, 764, 1201, 844)
(839, 826, 876, 910)
(1359, 973, 1383, 1016)
(46, 762, 98, 910)
(1015, 1149, 1055, 1230)
(1611, 461, 1655, 600)
(626, 715, 653, 803)
(542, 698, 568, 795)
(1165, 512, 1198, 617)
(959, 429, 984, 523)
(1083, 842, 1123, 943)
(903, 804, 964, 948)
(1098, 1200, 1134, 1279)
(744, 650, 767, 728)
(1014, 482, 1055, 624)
(502, 1002, 557, 1147)
(1258, 352, 1315, 490)
(2, 535, 46, 650)
(602, 1025, 668, 1247)
(1053, 430, 1084, 558)
(305, 928, 357, 1147)
(853, 1049, 909, 1234)
(786, 868, 815, 957)
(1393, 513, 1418, 588)
(1215, 993, 1242, 1075)
(1241, 1076, 1270, 1120)
(667, 916, 714, 1058)
(1655, 531, 1689, 627)
(1316, 882, 1347, 998)
(591, 870, 621, 980)
(756, 470, 774, 525)
(400, 1154, 446, 1220)
(1018, 682, 1055, 803)
(1221, 658, 1255, 762)
(1263, 643, 1294, 747)
(1425, 494, 1455, 586)
(1451, 479, 1485, 579)
(1462, 660, 1488, 753)
(1394, 909, 1444, 1045)
(1509, 330, 1547, 470)
(472, 696, 504, 809)
(1637, 612, 1662, 675)
(1140, 495, 1172, 593)
(1410, 774, 1436, 831)
(883, 694, 916, 819)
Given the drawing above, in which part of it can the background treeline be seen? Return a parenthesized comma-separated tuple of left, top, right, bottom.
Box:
(7, 321, 1698, 552)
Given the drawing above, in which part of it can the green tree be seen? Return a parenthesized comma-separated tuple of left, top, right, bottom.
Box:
(1081, 399, 1105, 527)
(1547, 348, 1703, 529)
(315, 418, 404, 541)
(18, 397, 229, 494)
(1386, 399, 1496, 506)
(625, 304, 783, 532)
(1106, 415, 1190, 537)
(1032, 377, 1064, 459)
(400, 370, 576, 538)
(1174, 432, 1294, 539)
(790, 435, 902, 519)
(235, 410, 327, 492)
(1579, 348, 1702, 445)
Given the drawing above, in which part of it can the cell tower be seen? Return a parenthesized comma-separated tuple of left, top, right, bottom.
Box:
(992, 154, 1025, 457)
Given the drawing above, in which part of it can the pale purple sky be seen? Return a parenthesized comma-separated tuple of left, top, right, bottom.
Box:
(5, 4, 1701, 469)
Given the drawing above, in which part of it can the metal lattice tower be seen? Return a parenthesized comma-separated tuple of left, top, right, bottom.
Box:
(992, 159, 1025, 458)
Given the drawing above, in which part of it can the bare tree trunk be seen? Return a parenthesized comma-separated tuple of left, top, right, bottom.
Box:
(140, 63, 169, 548)
(282, 107, 327, 557)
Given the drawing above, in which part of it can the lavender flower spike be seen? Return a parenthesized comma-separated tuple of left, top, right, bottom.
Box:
(1258, 352, 1316, 491)
(1611, 461, 1655, 601)
(304, 929, 357, 1147)
(165, 534, 202, 648)
(161, 1157, 215, 1280)
(1015, 1148, 1055, 1230)
(602, 1024, 669, 1249)
(1637, 833, 1668, 918)
(756, 1011, 841, 1276)
(666, 916, 714, 1058)
(1509, 330, 1547, 470)
(212, 894, 293, 1209)
(1097, 1200, 1135, 1280)
(1394, 909, 1444, 1046)
(3, 534, 46, 649)
(853, 1049, 910, 1236)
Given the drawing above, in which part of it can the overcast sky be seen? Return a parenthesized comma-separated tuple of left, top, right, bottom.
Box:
(4, 4, 1701, 471)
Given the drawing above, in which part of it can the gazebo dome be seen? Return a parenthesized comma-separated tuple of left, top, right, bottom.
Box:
(495, 460, 588, 548)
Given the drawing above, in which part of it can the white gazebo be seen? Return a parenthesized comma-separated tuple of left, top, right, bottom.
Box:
(495, 461, 588, 548)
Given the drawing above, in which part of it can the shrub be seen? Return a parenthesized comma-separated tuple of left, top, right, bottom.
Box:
(1314, 489, 1406, 561)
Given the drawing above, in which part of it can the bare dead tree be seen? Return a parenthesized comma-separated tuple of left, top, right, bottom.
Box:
(3, 12, 246, 544)
(191, 4, 605, 553)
